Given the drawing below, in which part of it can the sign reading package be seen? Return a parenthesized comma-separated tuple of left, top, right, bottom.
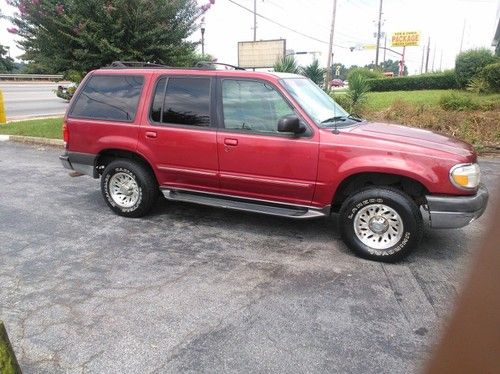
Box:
(391, 31, 420, 47)
(238, 39, 286, 69)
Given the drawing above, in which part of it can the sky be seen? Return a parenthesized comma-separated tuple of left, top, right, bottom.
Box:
(1, 0, 499, 74)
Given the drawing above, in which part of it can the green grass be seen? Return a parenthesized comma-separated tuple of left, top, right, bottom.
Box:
(365, 89, 500, 111)
(0, 117, 63, 139)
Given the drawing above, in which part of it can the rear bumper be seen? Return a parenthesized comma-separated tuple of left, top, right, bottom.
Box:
(59, 154, 73, 170)
(59, 151, 96, 177)
(425, 184, 489, 229)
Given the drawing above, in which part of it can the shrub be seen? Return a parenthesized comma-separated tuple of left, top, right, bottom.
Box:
(439, 92, 481, 111)
(273, 55, 300, 74)
(300, 59, 324, 85)
(366, 71, 458, 91)
(455, 48, 498, 88)
(467, 76, 490, 94)
(63, 70, 85, 84)
(480, 62, 500, 92)
(331, 93, 351, 110)
(346, 73, 370, 114)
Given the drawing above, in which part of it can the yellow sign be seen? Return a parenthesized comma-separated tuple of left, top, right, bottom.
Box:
(391, 31, 420, 47)
(363, 44, 377, 50)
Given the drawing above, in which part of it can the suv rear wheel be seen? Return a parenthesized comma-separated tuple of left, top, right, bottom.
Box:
(339, 187, 423, 262)
(101, 159, 158, 217)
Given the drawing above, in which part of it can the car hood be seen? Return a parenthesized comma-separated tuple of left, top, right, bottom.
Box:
(347, 121, 476, 159)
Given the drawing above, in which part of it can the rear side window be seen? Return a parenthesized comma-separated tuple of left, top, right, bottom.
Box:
(70, 75, 144, 122)
(150, 77, 211, 127)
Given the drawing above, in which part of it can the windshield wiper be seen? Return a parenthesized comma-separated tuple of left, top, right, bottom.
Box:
(321, 115, 363, 126)
(320, 116, 347, 124)
(347, 114, 363, 122)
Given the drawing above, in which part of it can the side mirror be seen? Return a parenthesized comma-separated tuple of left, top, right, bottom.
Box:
(277, 115, 306, 134)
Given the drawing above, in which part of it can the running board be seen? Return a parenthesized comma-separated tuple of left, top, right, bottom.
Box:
(162, 189, 329, 219)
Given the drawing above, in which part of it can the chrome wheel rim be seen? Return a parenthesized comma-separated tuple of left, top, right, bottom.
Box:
(354, 204, 404, 250)
(109, 172, 140, 208)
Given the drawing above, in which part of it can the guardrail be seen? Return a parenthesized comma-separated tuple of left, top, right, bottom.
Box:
(0, 73, 63, 81)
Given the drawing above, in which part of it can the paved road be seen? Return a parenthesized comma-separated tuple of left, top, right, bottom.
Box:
(0, 141, 499, 373)
(0, 82, 69, 120)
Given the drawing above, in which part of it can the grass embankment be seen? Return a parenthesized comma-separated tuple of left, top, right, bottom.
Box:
(361, 90, 500, 151)
(0, 117, 63, 139)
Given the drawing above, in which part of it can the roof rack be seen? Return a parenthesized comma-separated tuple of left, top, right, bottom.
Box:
(105, 61, 246, 71)
(108, 61, 170, 69)
(194, 61, 246, 70)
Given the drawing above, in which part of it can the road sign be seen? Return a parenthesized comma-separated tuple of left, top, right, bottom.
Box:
(391, 31, 420, 47)
(238, 39, 286, 69)
(363, 44, 377, 50)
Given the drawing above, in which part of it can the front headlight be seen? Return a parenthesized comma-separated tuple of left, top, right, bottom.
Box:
(450, 163, 481, 189)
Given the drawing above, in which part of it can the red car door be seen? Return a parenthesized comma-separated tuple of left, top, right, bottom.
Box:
(216, 78, 319, 206)
(137, 74, 219, 192)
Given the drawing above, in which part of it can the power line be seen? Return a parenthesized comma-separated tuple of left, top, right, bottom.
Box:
(226, 0, 350, 48)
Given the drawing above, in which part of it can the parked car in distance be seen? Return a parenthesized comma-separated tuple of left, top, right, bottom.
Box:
(60, 61, 488, 262)
(330, 78, 344, 87)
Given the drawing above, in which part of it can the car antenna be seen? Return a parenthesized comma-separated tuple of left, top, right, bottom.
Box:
(332, 88, 340, 135)
(332, 120, 340, 135)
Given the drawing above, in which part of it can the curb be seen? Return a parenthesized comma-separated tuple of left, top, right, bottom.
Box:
(0, 134, 64, 147)
(7, 114, 66, 122)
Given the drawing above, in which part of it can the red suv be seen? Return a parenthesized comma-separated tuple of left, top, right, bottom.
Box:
(60, 62, 488, 262)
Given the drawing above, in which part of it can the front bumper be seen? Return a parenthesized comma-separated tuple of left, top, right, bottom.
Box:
(425, 184, 489, 229)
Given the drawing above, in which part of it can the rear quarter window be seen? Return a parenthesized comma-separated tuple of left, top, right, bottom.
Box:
(70, 75, 144, 122)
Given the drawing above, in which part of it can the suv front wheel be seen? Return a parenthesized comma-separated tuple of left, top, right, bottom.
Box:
(101, 159, 158, 218)
(339, 187, 423, 262)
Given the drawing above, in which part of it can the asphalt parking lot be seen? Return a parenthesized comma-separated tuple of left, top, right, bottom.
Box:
(1, 141, 499, 373)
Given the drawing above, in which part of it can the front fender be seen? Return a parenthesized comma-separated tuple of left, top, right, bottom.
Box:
(313, 153, 444, 207)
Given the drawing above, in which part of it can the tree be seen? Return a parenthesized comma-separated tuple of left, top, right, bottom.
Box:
(7, 0, 206, 74)
(455, 48, 498, 88)
(300, 59, 324, 85)
(379, 59, 408, 76)
(273, 55, 300, 74)
(0, 45, 14, 73)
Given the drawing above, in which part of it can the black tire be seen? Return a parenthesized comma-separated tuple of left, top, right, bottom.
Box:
(338, 187, 423, 262)
(100, 159, 158, 218)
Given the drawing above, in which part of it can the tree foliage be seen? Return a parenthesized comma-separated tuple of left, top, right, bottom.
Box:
(300, 59, 324, 85)
(0, 45, 15, 73)
(455, 48, 498, 88)
(7, 0, 204, 74)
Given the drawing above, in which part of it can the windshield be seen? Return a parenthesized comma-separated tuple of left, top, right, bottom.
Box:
(281, 78, 357, 127)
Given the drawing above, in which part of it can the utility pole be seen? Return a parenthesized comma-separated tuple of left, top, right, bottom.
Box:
(425, 37, 430, 73)
(431, 44, 436, 72)
(383, 34, 387, 63)
(459, 19, 466, 52)
(325, 0, 338, 88)
(200, 19, 206, 57)
(420, 45, 425, 74)
(253, 0, 257, 41)
(439, 50, 443, 71)
(375, 0, 383, 66)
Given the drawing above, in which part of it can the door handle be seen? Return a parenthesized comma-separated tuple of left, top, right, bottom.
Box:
(224, 138, 238, 146)
(145, 131, 157, 139)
